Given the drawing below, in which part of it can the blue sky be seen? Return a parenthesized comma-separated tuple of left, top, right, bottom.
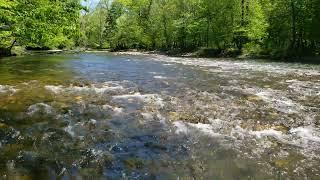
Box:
(81, 0, 100, 9)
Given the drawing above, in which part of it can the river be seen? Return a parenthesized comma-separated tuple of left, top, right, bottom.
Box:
(0, 53, 319, 179)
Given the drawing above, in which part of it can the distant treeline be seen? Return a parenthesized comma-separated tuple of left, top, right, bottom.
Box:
(1, 0, 320, 59)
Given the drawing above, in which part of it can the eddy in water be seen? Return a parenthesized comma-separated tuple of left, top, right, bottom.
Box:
(0, 53, 319, 179)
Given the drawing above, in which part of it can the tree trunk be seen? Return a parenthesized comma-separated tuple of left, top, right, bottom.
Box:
(206, 16, 210, 47)
(9, 39, 16, 52)
(99, 10, 103, 49)
(162, 15, 170, 49)
(290, 0, 297, 49)
(241, 0, 245, 26)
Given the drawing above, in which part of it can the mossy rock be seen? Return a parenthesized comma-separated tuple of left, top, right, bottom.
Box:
(188, 161, 206, 175)
(274, 159, 290, 168)
(1, 144, 25, 159)
(124, 157, 144, 170)
(315, 115, 320, 126)
(246, 95, 263, 102)
(273, 125, 290, 133)
(51, 102, 70, 114)
(273, 153, 303, 170)
(72, 81, 91, 87)
(169, 112, 180, 121)
(168, 111, 209, 124)
(240, 122, 289, 133)
(79, 168, 102, 177)
(0, 123, 8, 129)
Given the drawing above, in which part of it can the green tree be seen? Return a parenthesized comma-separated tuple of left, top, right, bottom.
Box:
(14, 0, 81, 50)
(0, 0, 17, 55)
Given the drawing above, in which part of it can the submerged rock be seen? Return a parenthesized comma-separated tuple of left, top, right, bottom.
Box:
(272, 152, 303, 170)
(169, 111, 209, 124)
(76, 149, 113, 171)
(51, 102, 70, 114)
(124, 157, 144, 170)
(144, 142, 167, 151)
(0, 122, 8, 129)
(70, 103, 111, 120)
(0, 126, 21, 146)
(27, 103, 54, 116)
(13, 151, 49, 172)
(0, 85, 18, 94)
(240, 122, 290, 133)
(246, 95, 263, 102)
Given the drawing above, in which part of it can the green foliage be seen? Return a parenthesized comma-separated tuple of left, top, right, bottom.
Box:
(80, 0, 318, 58)
(262, 0, 320, 57)
(1, 0, 319, 58)
(79, 0, 112, 48)
(15, 0, 81, 49)
(0, 0, 16, 49)
(0, 0, 81, 55)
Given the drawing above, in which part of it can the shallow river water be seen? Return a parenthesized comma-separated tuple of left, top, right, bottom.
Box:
(0, 53, 319, 179)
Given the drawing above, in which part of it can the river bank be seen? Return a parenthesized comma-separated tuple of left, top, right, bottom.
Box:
(1, 47, 319, 65)
(94, 49, 320, 64)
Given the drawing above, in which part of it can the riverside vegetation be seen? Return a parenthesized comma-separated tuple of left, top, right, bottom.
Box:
(0, 0, 320, 59)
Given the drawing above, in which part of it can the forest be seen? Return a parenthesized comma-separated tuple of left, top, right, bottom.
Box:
(1, 0, 320, 59)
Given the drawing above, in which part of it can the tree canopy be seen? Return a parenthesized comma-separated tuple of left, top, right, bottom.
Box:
(1, 0, 319, 59)
(0, 0, 81, 53)
(78, 0, 320, 58)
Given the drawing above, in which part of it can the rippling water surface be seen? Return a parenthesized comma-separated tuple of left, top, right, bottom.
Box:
(0, 53, 319, 179)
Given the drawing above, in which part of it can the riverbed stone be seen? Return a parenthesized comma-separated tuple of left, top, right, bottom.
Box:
(27, 103, 55, 116)
(124, 157, 144, 170)
(0, 126, 21, 145)
(315, 115, 320, 126)
(15, 151, 48, 170)
(246, 95, 262, 102)
(144, 142, 167, 151)
(168, 111, 209, 124)
(0, 122, 8, 129)
(51, 102, 70, 113)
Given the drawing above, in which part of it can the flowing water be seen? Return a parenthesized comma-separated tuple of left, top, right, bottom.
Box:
(0, 53, 319, 179)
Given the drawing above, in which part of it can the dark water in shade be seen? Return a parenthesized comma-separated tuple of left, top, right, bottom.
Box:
(0, 53, 319, 179)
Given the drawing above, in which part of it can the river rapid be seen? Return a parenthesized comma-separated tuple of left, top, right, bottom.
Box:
(0, 53, 319, 179)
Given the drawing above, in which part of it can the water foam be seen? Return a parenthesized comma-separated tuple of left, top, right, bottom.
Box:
(27, 103, 54, 116)
(149, 55, 320, 76)
(0, 85, 18, 94)
(173, 118, 320, 157)
(173, 121, 221, 137)
(45, 85, 63, 94)
(45, 82, 125, 94)
(254, 90, 301, 114)
(290, 126, 320, 143)
(153, 76, 168, 79)
(286, 79, 320, 97)
(112, 93, 164, 108)
(102, 104, 124, 115)
(225, 86, 304, 114)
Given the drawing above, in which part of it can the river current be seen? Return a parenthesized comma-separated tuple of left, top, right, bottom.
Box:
(0, 53, 319, 179)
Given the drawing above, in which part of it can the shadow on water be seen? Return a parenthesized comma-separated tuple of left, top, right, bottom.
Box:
(0, 55, 76, 85)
